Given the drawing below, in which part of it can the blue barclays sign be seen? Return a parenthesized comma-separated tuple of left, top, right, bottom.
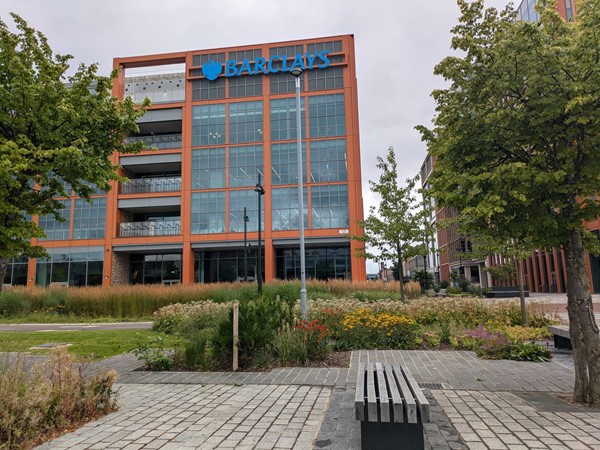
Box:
(201, 51, 330, 81)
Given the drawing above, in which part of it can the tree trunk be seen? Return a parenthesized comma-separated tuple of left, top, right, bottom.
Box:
(564, 228, 600, 405)
(0, 258, 7, 294)
(398, 257, 405, 302)
(515, 257, 527, 327)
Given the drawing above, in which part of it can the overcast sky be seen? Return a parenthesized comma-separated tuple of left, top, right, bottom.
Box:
(0, 0, 512, 274)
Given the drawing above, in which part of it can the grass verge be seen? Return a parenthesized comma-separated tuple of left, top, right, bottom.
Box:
(0, 330, 180, 360)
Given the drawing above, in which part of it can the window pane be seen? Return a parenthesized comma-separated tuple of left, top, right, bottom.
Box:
(272, 187, 308, 231)
(310, 139, 347, 182)
(191, 191, 226, 234)
(38, 199, 71, 241)
(229, 145, 264, 187)
(270, 97, 305, 141)
(192, 148, 226, 189)
(229, 190, 264, 232)
(192, 104, 226, 146)
(311, 184, 349, 229)
(229, 101, 263, 144)
(308, 94, 346, 138)
(271, 142, 306, 185)
(73, 198, 106, 239)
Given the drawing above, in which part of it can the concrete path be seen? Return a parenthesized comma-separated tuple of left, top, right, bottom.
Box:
(27, 345, 600, 450)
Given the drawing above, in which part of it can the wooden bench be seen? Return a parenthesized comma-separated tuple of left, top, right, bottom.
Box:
(548, 325, 572, 349)
(355, 362, 430, 450)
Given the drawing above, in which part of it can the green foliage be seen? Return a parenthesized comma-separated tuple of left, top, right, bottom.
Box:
(412, 270, 433, 289)
(179, 330, 212, 370)
(510, 342, 552, 362)
(274, 320, 330, 365)
(0, 290, 31, 316)
(131, 334, 174, 371)
(446, 287, 463, 295)
(0, 350, 117, 449)
(352, 147, 433, 301)
(0, 14, 147, 277)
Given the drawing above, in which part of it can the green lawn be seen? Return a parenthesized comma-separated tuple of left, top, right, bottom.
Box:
(0, 314, 152, 324)
(0, 330, 181, 359)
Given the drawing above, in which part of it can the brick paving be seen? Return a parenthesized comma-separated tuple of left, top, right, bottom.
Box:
(22, 344, 600, 449)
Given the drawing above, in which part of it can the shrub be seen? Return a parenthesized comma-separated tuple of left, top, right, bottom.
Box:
(0, 290, 31, 317)
(338, 308, 419, 350)
(179, 329, 213, 370)
(510, 342, 552, 362)
(446, 287, 463, 295)
(152, 301, 230, 335)
(439, 280, 449, 289)
(404, 281, 422, 299)
(131, 334, 174, 371)
(0, 350, 117, 449)
(421, 331, 441, 348)
(274, 320, 330, 365)
(503, 326, 551, 342)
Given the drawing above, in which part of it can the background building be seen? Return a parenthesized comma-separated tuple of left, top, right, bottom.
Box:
(3, 35, 366, 287)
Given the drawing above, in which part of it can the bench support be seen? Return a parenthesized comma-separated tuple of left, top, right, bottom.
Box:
(554, 334, 572, 350)
(361, 421, 424, 450)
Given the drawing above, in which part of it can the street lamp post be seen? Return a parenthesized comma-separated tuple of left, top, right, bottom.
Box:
(243, 207, 249, 282)
(290, 67, 307, 320)
(254, 174, 265, 294)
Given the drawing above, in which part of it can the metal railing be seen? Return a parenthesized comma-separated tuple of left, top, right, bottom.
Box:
(119, 220, 181, 237)
(120, 177, 181, 194)
(124, 134, 182, 149)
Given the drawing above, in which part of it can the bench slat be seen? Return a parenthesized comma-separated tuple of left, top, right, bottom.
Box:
(366, 363, 378, 422)
(401, 366, 430, 423)
(375, 362, 391, 422)
(392, 364, 417, 424)
(383, 363, 404, 423)
(355, 362, 366, 420)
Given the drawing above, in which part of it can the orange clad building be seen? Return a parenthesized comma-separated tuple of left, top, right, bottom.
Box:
(4, 35, 366, 288)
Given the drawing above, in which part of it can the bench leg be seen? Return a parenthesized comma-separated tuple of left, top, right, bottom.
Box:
(361, 421, 424, 450)
(554, 334, 572, 350)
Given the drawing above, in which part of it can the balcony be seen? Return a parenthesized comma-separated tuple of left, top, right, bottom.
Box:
(121, 177, 181, 195)
(119, 220, 181, 237)
(125, 73, 185, 104)
(124, 134, 182, 150)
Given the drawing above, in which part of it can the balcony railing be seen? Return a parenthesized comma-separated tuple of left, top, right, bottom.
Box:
(124, 134, 182, 150)
(119, 220, 181, 237)
(120, 177, 181, 194)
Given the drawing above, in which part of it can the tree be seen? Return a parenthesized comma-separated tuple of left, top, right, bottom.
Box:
(353, 147, 432, 301)
(0, 14, 148, 289)
(417, 0, 600, 404)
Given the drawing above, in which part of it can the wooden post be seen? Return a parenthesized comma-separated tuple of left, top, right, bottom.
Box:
(233, 302, 239, 371)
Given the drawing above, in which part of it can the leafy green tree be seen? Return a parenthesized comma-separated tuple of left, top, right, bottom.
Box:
(353, 147, 433, 301)
(0, 14, 148, 289)
(417, 0, 600, 404)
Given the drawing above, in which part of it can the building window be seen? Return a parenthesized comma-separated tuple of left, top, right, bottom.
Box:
(192, 104, 226, 146)
(193, 53, 226, 66)
(229, 75, 263, 98)
(228, 190, 264, 232)
(229, 101, 263, 144)
(229, 145, 264, 187)
(3, 256, 28, 286)
(269, 45, 304, 58)
(272, 187, 308, 231)
(194, 250, 264, 283)
(310, 139, 347, 182)
(271, 142, 306, 185)
(192, 78, 226, 100)
(276, 246, 351, 280)
(191, 191, 226, 234)
(192, 148, 226, 189)
(270, 97, 306, 141)
(269, 72, 305, 95)
(309, 94, 346, 138)
(35, 248, 103, 287)
(228, 49, 262, 61)
(307, 40, 343, 54)
(308, 66, 344, 91)
(311, 184, 348, 229)
(565, 0, 573, 20)
(130, 254, 181, 285)
(38, 199, 70, 241)
(73, 198, 106, 239)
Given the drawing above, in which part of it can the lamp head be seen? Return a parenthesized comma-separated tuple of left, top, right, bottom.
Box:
(290, 68, 303, 77)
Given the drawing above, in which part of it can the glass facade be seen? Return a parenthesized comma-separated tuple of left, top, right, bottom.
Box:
(195, 249, 264, 283)
(192, 104, 226, 146)
(275, 246, 351, 280)
(311, 184, 349, 229)
(270, 97, 306, 141)
(272, 187, 308, 231)
(310, 139, 347, 182)
(73, 198, 106, 239)
(130, 254, 181, 284)
(191, 147, 226, 189)
(309, 94, 346, 138)
(35, 247, 103, 287)
(229, 76, 263, 98)
(271, 142, 306, 185)
(191, 191, 226, 234)
(229, 145, 264, 187)
(192, 77, 226, 100)
(38, 199, 71, 241)
(229, 101, 263, 144)
(229, 189, 263, 232)
(269, 72, 304, 95)
(3, 256, 28, 286)
(308, 66, 344, 91)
